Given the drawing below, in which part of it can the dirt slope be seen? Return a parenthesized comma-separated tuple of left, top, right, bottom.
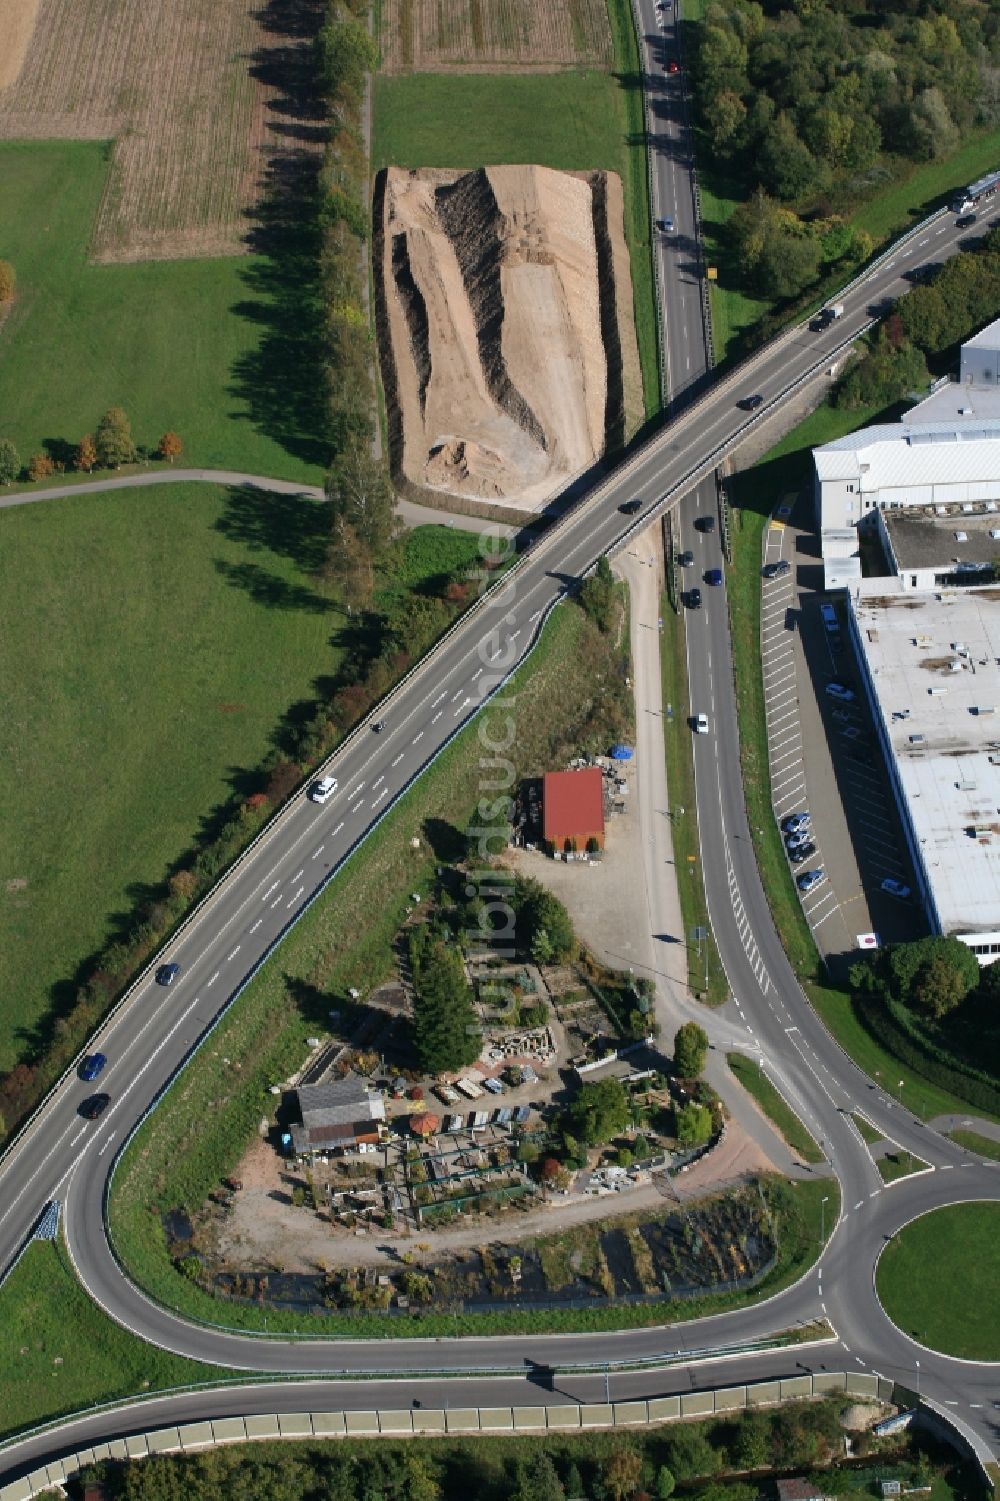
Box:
(378, 164, 640, 513)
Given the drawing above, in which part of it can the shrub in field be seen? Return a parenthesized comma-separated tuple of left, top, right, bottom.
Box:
(0, 438, 19, 485)
(75, 434, 97, 473)
(674, 1021, 709, 1078)
(27, 452, 55, 482)
(158, 431, 183, 464)
(95, 406, 137, 469)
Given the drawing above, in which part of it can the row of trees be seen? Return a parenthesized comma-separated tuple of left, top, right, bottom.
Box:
(0, 409, 182, 486)
(693, 0, 1000, 211)
(409, 925, 481, 1075)
(835, 223, 1000, 409)
(95, 1395, 854, 1499)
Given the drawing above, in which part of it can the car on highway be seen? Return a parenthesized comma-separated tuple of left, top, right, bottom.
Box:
(80, 1093, 110, 1120)
(658, 217, 674, 233)
(762, 560, 791, 579)
(155, 962, 181, 986)
(706, 568, 722, 586)
(738, 394, 764, 411)
(79, 1053, 107, 1083)
(789, 842, 816, 865)
(620, 498, 643, 514)
(666, 58, 679, 73)
(696, 515, 715, 533)
(687, 587, 702, 609)
(678, 549, 694, 567)
(956, 214, 976, 229)
(373, 720, 385, 732)
(694, 714, 709, 734)
(782, 811, 810, 833)
(308, 775, 338, 804)
(881, 878, 912, 899)
(797, 868, 826, 893)
(825, 681, 855, 702)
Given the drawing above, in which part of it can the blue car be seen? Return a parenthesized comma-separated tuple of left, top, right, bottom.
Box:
(706, 568, 723, 586)
(80, 1052, 107, 1082)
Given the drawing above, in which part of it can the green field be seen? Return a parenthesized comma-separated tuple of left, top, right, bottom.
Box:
(947, 1129, 1000, 1162)
(876, 1203, 1000, 1361)
(877, 1151, 928, 1184)
(0, 141, 326, 484)
(727, 1055, 824, 1164)
(0, 483, 482, 1075)
(372, 58, 659, 417)
(2, 1240, 214, 1441)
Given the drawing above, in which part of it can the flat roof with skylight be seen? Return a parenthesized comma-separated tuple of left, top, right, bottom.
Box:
(850, 587, 1000, 945)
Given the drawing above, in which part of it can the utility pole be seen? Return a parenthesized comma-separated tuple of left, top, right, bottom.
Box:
(915, 1359, 921, 1402)
(605, 1364, 611, 1405)
(820, 1194, 829, 1249)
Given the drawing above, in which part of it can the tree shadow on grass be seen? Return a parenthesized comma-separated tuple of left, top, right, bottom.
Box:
(213, 559, 334, 614)
(231, 0, 331, 470)
(215, 484, 330, 572)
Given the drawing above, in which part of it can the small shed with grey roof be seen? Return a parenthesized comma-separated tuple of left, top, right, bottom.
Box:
(289, 1074, 385, 1156)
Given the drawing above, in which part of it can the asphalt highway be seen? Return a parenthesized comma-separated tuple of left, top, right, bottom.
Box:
(1, 23, 998, 1477)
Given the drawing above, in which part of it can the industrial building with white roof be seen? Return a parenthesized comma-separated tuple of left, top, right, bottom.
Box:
(811, 317, 1000, 961)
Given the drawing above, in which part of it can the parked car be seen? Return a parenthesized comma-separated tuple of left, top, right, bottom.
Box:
(706, 568, 723, 586)
(308, 774, 338, 804)
(782, 811, 811, 833)
(678, 549, 694, 567)
(825, 682, 855, 702)
(620, 498, 643, 514)
(155, 962, 181, 986)
(79, 1053, 107, 1083)
(789, 842, 816, 865)
(738, 394, 764, 411)
(881, 878, 912, 899)
(687, 587, 702, 609)
(797, 868, 826, 893)
(80, 1093, 110, 1120)
(696, 515, 716, 533)
(785, 829, 811, 850)
(694, 714, 709, 734)
(762, 560, 791, 579)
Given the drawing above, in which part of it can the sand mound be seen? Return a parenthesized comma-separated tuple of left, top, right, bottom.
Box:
(0, 0, 42, 91)
(377, 164, 641, 512)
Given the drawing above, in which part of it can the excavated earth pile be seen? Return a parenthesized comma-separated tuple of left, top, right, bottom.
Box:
(376, 164, 642, 513)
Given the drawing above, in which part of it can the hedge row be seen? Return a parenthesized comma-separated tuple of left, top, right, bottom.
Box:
(857, 993, 1000, 1116)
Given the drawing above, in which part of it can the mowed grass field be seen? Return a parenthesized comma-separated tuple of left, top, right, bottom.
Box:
(0, 481, 342, 1073)
(0, 142, 326, 481)
(373, 60, 659, 415)
(876, 1203, 1000, 1361)
(0, 0, 270, 263)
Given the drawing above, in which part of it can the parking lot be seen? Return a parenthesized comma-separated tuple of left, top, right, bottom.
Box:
(760, 498, 925, 974)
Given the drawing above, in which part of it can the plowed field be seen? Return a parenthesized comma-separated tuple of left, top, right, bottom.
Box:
(380, 0, 612, 73)
(0, 0, 277, 262)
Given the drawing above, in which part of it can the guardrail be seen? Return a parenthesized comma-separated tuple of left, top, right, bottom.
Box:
(628, 0, 668, 403)
(0, 1370, 894, 1499)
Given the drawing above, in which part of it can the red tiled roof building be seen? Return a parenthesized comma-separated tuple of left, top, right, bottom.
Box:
(542, 768, 605, 853)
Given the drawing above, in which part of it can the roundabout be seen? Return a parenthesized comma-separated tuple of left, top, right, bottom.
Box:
(875, 1202, 1000, 1364)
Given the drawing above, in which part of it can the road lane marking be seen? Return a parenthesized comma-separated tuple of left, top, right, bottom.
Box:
(412, 731, 424, 743)
(287, 886, 305, 907)
(432, 691, 447, 707)
(392, 754, 404, 767)
(206, 972, 220, 987)
(348, 782, 365, 799)
(472, 667, 483, 680)
(70, 1127, 86, 1147)
(226, 946, 240, 962)
(332, 821, 344, 836)
(262, 882, 279, 902)
(249, 920, 262, 934)
(432, 711, 443, 723)
(373, 775, 385, 788)
(97, 1133, 116, 1157)
(374, 788, 389, 806)
(270, 896, 282, 908)
(291, 869, 303, 882)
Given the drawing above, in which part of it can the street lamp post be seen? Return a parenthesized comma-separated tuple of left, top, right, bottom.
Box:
(915, 1359, 921, 1402)
(820, 1194, 829, 1249)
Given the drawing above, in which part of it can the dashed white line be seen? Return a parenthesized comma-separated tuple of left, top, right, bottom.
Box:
(250, 919, 263, 934)
(262, 882, 279, 902)
(332, 821, 344, 836)
(226, 946, 240, 961)
(348, 783, 365, 800)
(270, 896, 282, 909)
(391, 754, 404, 767)
(373, 788, 389, 806)
(412, 731, 424, 743)
(287, 886, 305, 907)
(97, 1133, 117, 1157)
(311, 845, 325, 859)
(432, 692, 447, 707)
(291, 869, 303, 883)
(472, 667, 483, 680)
(432, 711, 443, 723)
(207, 971, 220, 987)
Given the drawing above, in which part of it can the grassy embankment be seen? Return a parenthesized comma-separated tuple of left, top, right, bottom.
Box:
(658, 591, 726, 1005)
(372, 7, 660, 418)
(1, 1241, 215, 1443)
(0, 482, 483, 1074)
(947, 1129, 1000, 1162)
(876, 1203, 1000, 1361)
(727, 1055, 824, 1164)
(0, 141, 323, 484)
(725, 404, 1000, 1124)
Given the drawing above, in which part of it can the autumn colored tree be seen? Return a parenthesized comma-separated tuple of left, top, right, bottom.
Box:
(602, 1443, 643, 1501)
(0, 260, 15, 302)
(75, 434, 97, 472)
(27, 452, 54, 482)
(158, 430, 183, 464)
(0, 439, 19, 486)
(95, 406, 136, 469)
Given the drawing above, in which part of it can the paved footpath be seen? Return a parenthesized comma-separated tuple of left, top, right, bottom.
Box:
(0, 468, 513, 536)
